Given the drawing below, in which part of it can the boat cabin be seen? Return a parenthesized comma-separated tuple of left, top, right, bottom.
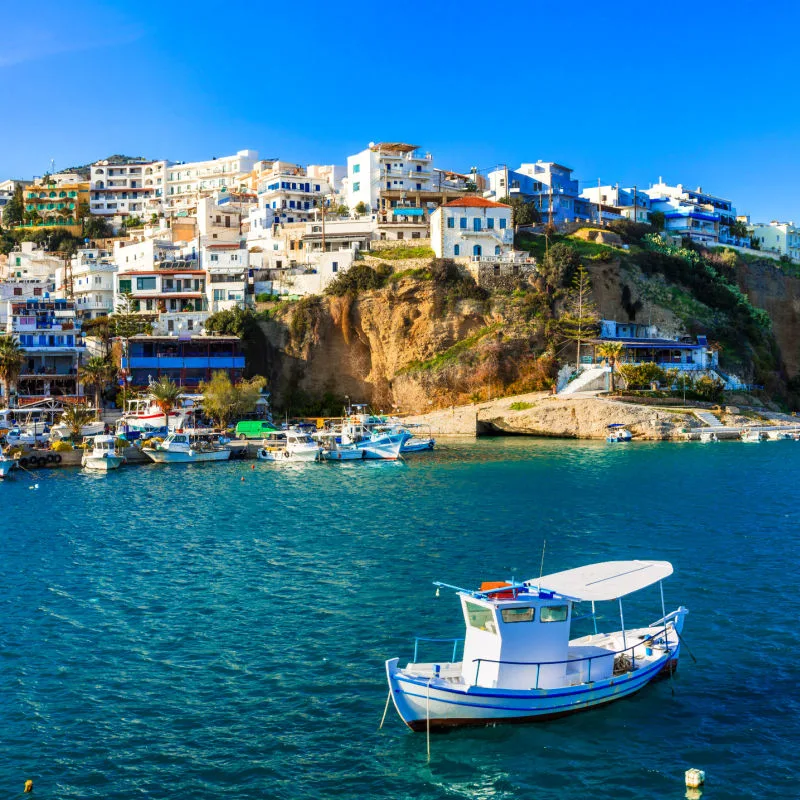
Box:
(460, 585, 580, 689)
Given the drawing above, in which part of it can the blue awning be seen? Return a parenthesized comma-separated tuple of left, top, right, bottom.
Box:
(392, 207, 424, 216)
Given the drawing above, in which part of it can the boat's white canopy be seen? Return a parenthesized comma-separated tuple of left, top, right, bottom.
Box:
(530, 560, 673, 602)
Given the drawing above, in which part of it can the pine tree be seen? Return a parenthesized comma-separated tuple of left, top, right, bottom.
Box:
(559, 265, 600, 370)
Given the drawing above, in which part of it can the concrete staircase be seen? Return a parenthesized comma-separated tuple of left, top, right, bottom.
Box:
(559, 366, 609, 396)
(694, 410, 722, 427)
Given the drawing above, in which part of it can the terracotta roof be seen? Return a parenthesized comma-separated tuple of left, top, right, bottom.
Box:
(442, 197, 510, 209)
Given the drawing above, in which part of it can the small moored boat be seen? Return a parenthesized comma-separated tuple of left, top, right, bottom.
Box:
(0, 454, 18, 478)
(82, 435, 125, 472)
(386, 560, 687, 731)
(741, 429, 763, 443)
(143, 432, 231, 463)
(606, 424, 632, 443)
(257, 431, 320, 462)
(699, 430, 718, 443)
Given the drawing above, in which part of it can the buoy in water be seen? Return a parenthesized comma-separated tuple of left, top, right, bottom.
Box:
(251, 464, 255, 470)
(240, 476, 245, 481)
(24, 779, 33, 792)
(685, 768, 705, 789)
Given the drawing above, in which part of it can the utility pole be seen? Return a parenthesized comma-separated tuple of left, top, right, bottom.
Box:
(597, 178, 602, 225)
(632, 185, 638, 223)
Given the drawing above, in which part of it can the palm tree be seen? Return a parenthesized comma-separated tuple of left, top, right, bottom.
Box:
(79, 356, 113, 419)
(61, 404, 95, 441)
(0, 336, 24, 408)
(149, 376, 181, 429)
(597, 341, 625, 393)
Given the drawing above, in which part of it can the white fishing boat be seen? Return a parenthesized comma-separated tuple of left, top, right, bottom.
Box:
(400, 424, 436, 453)
(257, 431, 320, 462)
(0, 454, 18, 478)
(116, 397, 188, 439)
(386, 560, 687, 731)
(606, 424, 632, 443)
(698, 430, 718, 443)
(50, 420, 105, 440)
(766, 429, 792, 441)
(142, 432, 231, 463)
(5, 422, 51, 446)
(741, 429, 763, 443)
(314, 432, 366, 461)
(82, 435, 125, 472)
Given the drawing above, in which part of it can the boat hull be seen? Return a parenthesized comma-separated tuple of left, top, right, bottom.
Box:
(83, 456, 124, 471)
(143, 449, 231, 463)
(386, 647, 678, 731)
(401, 439, 435, 453)
(0, 459, 17, 478)
(361, 439, 404, 460)
(322, 448, 365, 461)
(257, 448, 319, 462)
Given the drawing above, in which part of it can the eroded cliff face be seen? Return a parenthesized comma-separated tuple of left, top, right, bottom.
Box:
(259, 279, 495, 411)
(735, 260, 800, 378)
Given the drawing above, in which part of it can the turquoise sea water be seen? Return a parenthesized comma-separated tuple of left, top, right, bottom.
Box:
(1, 439, 798, 799)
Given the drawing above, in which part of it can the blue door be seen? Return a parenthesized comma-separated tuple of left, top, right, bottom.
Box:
(473, 217, 482, 231)
(473, 245, 482, 257)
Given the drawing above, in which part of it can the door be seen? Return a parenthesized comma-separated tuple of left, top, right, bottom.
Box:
(473, 245, 482, 257)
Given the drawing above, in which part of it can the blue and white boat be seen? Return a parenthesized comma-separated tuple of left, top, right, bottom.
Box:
(386, 560, 687, 731)
(399, 424, 436, 454)
(0, 454, 18, 478)
(606, 424, 632, 443)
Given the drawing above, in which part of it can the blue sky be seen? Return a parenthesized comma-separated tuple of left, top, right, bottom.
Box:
(3, 0, 800, 222)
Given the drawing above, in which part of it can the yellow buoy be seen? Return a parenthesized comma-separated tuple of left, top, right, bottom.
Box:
(24, 779, 33, 793)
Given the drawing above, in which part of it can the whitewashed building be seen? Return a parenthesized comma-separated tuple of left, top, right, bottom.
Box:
(430, 198, 513, 259)
(3, 242, 62, 281)
(90, 159, 170, 220)
(750, 221, 800, 261)
(55, 248, 117, 319)
(165, 149, 259, 216)
(203, 242, 249, 312)
(579, 185, 651, 223)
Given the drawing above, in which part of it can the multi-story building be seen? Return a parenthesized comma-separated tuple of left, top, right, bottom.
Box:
(4, 298, 86, 402)
(486, 161, 590, 226)
(750, 221, 800, 261)
(55, 248, 117, 319)
(3, 242, 63, 281)
(430, 198, 513, 260)
(23, 175, 89, 227)
(203, 242, 249, 312)
(90, 159, 170, 220)
(343, 142, 468, 226)
(642, 182, 743, 246)
(165, 149, 259, 216)
(579, 185, 651, 223)
(251, 160, 336, 227)
(113, 237, 209, 333)
(120, 335, 245, 388)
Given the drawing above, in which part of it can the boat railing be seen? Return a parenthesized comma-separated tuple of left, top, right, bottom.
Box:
(472, 633, 672, 689)
(413, 636, 464, 664)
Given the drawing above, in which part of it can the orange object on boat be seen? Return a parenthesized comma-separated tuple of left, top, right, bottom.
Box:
(480, 581, 515, 599)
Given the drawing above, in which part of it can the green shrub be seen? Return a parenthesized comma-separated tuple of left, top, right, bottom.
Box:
(510, 401, 534, 411)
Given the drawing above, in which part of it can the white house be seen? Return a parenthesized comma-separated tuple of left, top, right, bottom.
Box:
(579, 185, 651, 223)
(3, 242, 62, 281)
(90, 159, 170, 220)
(55, 248, 117, 319)
(165, 149, 259, 216)
(430, 198, 513, 260)
(203, 242, 249, 312)
(750, 221, 800, 261)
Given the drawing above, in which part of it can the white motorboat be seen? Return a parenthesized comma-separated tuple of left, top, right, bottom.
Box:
(314, 432, 366, 461)
(116, 397, 188, 439)
(142, 432, 231, 464)
(257, 431, 320, 462)
(82, 435, 125, 471)
(401, 436, 436, 453)
(5, 422, 51, 446)
(766, 429, 791, 441)
(50, 420, 105, 440)
(606, 424, 632, 443)
(386, 560, 687, 731)
(741, 429, 763, 443)
(699, 430, 718, 443)
(0, 454, 18, 478)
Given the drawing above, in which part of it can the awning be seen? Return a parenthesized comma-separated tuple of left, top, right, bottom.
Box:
(392, 207, 424, 216)
(530, 560, 673, 601)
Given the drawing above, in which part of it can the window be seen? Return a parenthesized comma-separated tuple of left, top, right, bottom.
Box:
(447, 217, 455, 229)
(540, 605, 569, 623)
(136, 277, 156, 290)
(167, 320, 174, 332)
(501, 607, 535, 623)
(210, 254, 219, 262)
(353, 164, 360, 173)
(499, 218, 507, 229)
(465, 602, 496, 633)
(13, 287, 22, 296)
(488, 218, 495, 229)
(119, 279, 132, 293)
(460, 217, 467, 229)
(453, 244, 460, 256)
(231, 254, 238, 262)
(495, 245, 501, 255)
(214, 289, 225, 301)
(332, 262, 338, 273)
(353, 182, 360, 192)
(473, 218, 482, 232)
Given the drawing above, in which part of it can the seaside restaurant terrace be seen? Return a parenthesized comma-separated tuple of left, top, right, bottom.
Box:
(120, 335, 245, 388)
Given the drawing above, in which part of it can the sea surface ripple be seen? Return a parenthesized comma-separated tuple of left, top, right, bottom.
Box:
(1, 438, 798, 799)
